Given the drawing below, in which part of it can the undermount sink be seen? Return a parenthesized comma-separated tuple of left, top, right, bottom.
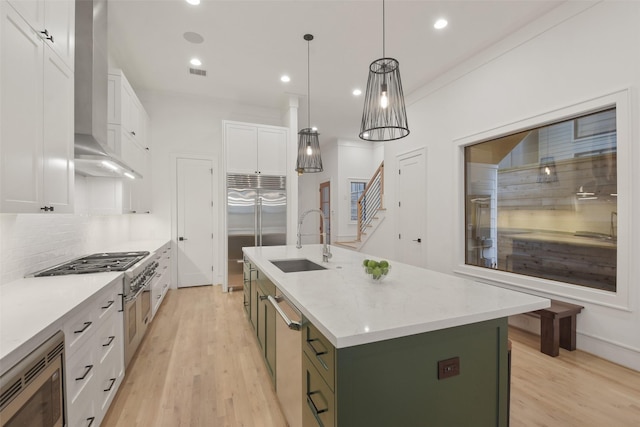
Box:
(270, 258, 327, 273)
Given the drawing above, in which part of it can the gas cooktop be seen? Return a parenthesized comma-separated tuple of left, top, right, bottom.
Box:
(33, 251, 150, 277)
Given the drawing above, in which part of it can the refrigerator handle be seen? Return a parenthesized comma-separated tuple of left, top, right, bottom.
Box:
(257, 197, 263, 246)
(254, 195, 259, 247)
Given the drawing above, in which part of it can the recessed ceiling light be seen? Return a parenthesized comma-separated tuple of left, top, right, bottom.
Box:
(434, 18, 448, 30)
(353, 89, 362, 96)
(280, 75, 291, 83)
(190, 58, 202, 66)
(186, 0, 200, 5)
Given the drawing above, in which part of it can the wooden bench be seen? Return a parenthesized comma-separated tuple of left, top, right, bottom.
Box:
(526, 300, 584, 357)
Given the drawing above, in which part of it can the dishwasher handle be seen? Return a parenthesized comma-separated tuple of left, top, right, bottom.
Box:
(268, 295, 302, 331)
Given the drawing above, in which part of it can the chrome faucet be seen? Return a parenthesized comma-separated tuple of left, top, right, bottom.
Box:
(296, 209, 332, 262)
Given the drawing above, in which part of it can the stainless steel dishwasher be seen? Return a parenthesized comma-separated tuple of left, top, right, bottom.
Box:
(268, 290, 302, 427)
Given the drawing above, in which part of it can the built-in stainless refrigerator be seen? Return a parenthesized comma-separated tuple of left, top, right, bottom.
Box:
(227, 174, 286, 290)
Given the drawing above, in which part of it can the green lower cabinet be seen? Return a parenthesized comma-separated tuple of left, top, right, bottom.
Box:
(242, 260, 252, 318)
(303, 353, 335, 427)
(256, 274, 276, 384)
(243, 261, 276, 385)
(302, 318, 509, 427)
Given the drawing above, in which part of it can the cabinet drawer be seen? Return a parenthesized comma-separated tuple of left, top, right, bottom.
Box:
(96, 311, 122, 366)
(67, 380, 98, 427)
(303, 322, 335, 391)
(96, 281, 120, 322)
(303, 353, 335, 427)
(96, 337, 123, 416)
(66, 336, 98, 406)
(63, 300, 99, 357)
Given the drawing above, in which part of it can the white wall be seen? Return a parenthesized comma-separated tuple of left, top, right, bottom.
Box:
(368, 1, 640, 370)
(135, 90, 283, 285)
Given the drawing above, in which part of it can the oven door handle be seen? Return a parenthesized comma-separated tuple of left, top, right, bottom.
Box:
(124, 286, 145, 303)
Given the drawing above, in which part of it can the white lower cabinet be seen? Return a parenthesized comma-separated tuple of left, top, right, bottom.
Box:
(64, 279, 124, 427)
(151, 242, 172, 318)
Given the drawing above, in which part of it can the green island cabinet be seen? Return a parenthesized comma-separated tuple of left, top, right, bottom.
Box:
(243, 258, 277, 383)
(244, 260, 510, 426)
(302, 318, 510, 427)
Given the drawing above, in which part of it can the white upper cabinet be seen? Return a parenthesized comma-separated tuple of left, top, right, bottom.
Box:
(225, 121, 288, 176)
(7, 0, 75, 70)
(108, 70, 148, 149)
(0, 3, 74, 213)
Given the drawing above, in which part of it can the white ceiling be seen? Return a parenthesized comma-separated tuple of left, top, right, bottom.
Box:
(108, 0, 563, 142)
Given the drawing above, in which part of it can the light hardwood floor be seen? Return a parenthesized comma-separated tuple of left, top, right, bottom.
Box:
(103, 286, 640, 427)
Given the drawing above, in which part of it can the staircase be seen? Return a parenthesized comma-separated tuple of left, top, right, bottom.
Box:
(335, 162, 385, 251)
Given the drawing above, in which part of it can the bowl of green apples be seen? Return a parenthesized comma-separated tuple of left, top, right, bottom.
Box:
(362, 259, 391, 282)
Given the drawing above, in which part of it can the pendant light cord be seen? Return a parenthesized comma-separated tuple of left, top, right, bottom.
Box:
(307, 37, 311, 129)
(382, 0, 385, 58)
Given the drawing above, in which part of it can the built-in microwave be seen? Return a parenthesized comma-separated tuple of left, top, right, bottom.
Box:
(0, 331, 65, 427)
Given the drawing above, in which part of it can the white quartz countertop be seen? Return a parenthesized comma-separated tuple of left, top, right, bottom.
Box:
(0, 239, 170, 374)
(243, 245, 550, 348)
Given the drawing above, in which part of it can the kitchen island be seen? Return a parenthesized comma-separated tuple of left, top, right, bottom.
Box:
(243, 244, 549, 427)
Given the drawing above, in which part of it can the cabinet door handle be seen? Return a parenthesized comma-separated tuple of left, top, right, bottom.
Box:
(75, 365, 93, 381)
(74, 321, 92, 334)
(101, 300, 114, 309)
(307, 390, 329, 417)
(307, 338, 329, 370)
(131, 131, 136, 136)
(102, 336, 115, 347)
(40, 206, 54, 212)
(40, 29, 53, 42)
(104, 378, 117, 392)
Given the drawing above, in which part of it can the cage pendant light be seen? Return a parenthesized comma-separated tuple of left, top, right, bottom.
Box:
(359, 0, 409, 141)
(296, 34, 323, 174)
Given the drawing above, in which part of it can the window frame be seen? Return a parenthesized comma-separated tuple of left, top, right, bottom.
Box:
(348, 178, 368, 224)
(453, 89, 632, 311)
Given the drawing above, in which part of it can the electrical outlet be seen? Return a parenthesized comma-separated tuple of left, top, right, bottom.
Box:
(438, 357, 460, 380)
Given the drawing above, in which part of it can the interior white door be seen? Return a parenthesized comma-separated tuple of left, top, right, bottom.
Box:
(177, 158, 214, 287)
(397, 150, 426, 267)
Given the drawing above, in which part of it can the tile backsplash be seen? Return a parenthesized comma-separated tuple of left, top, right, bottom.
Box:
(0, 214, 132, 285)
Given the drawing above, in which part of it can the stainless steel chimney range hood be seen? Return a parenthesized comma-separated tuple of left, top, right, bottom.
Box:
(74, 0, 140, 179)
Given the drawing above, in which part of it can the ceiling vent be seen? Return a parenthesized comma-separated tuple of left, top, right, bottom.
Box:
(189, 67, 207, 77)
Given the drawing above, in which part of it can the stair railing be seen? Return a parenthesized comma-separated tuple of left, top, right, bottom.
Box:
(357, 162, 384, 241)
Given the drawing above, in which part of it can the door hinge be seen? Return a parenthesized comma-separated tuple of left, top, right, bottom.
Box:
(399, 233, 401, 239)
(398, 201, 401, 207)
(211, 233, 214, 239)
(211, 201, 214, 207)
(399, 169, 401, 175)
(211, 266, 214, 271)
(210, 168, 213, 174)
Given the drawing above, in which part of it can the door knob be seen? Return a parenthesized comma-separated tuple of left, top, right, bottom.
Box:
(178, 237, 187, 241)
(413, 238, 422, 243)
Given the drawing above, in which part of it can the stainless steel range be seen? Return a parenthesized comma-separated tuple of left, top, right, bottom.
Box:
(31, 250, 158, 369)
(33, 251, 149, 277)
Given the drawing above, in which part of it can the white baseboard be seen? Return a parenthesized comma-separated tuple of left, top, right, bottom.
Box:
(509, 314, 640, 371)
